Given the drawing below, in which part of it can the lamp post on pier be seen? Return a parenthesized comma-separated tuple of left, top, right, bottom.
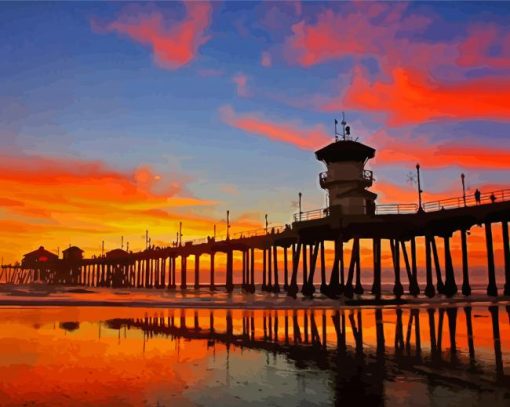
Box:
(226, 210, 230, 240)
(298, 192, 302, 221)
(416, 164, 424, 213)
(461, 173, 467, 207)
(265, 214, 268, 234)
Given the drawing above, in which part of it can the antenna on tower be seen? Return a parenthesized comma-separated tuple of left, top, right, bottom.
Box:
(341, 112, 347, 141)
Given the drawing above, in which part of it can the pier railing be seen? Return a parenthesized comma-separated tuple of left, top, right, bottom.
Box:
(423, 188, 510, 211)
(293, 208, 329, 222)
(185, 225, 286, 246)
(292, 188, 510, 220)
(375, 203, 418, 214)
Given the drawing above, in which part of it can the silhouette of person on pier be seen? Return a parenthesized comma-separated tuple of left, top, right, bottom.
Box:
(474, 189, 481, 205)
(490, 193, 496, 203)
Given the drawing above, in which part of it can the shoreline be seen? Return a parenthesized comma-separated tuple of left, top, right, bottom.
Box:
(0, 284, 508, 309)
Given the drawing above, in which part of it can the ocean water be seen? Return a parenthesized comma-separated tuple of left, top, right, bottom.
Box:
(0, 300, 509, 406)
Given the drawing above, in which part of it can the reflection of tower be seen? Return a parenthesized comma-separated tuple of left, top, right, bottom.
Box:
(315, 123, 377, 216)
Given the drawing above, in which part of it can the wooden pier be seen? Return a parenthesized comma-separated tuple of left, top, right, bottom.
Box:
(3, 189, 510, 299)
(3, 133, 510, 300)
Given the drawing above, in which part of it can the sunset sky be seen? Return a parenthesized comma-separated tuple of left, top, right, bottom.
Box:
(1, 1, 510, 263)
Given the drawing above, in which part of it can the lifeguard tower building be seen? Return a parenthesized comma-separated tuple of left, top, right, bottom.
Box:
(315, 116, 377, 216)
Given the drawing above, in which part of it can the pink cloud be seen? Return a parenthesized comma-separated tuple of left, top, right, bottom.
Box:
(457, 24, 510, 70)
(261, 51, 272, 67)
(232, 73, 249, 97)
(100, 2, 212, 70)
(219, 105, 331, 150)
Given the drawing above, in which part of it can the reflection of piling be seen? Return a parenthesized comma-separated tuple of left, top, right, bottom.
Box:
(489, 306, 503, 377)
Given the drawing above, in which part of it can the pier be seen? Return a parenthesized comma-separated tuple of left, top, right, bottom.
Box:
(3, 133, 510, 300)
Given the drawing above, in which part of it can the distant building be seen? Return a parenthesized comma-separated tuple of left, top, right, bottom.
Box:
(62, 246, 84, 261)
(105, 248, 130, 259)
(22, 246, 58, 267)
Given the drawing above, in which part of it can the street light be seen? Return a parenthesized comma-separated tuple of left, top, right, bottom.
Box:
(265, 214, 268, 234)
(298, 192, 302, 221)
(226, 210, 230, 240)
(416, 164, 424, 212)
(461, 173, 467, 207)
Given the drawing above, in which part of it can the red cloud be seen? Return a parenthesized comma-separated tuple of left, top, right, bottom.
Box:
(219, 105, 331, 150)
(370, 130, 510, 170)
(102, 2, 212, 69)
(323, 67, 510, 125)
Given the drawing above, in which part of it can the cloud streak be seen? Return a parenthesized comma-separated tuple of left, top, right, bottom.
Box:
(370, 130, 510, 169)
(219, 105, 331, 150)
(331, 67, 510, 125)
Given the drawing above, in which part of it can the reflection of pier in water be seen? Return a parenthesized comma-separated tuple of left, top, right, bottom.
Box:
(103, 305, 509, 401)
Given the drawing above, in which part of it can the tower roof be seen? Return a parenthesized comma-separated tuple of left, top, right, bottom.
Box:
(63, 246, 83, 254)
(315, 140, 375, 163)
(23, 246, 58, 260)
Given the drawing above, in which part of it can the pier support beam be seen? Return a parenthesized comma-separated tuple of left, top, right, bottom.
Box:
(161, 257, 166, 289)
(461, 229, 471, 296)
(502, 221, 510, 296)
(319, 241, 326, 294)
(241, 250, 248, 291)
(194, 254, 200, 289)
(210, 253, 215, 291)
(283, 246, 289, 291)
(431, 237, 445, 294)
(180, 255, 187, 290)
(287, 243, 301, 296)
(326, 238, 343, 297)
(226, 249, 234, 292)
(302, 241, 319, 296)
(390, 239, 404, 297)
(262, 248, 267, 291)
(273, 245, 280, 293)
(168, 257, 176, 289)
(344, 238, 360, 298)
(485, 222, 498, 296)
(250, 247, 255, 292)
(410, 237, 420, 296)
(267, 246, 273, 290)
(425, 237, 435, 297)
(302, 243, 308, 292)
(354, 239, 363, 295)
(371, 238, 381, 297)
(401, 240, 419, 296)
(443, 235, 458, 297)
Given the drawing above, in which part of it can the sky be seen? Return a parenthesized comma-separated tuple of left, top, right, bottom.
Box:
(1, 1, 510, 263)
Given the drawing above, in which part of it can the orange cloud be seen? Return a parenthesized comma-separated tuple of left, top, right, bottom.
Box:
(0, 154, 262, 263)
(370, 129, 510, 169)
(322, 67, 510, 125)
(102, 2, 212, 69)
(219, 105, 331, 150)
